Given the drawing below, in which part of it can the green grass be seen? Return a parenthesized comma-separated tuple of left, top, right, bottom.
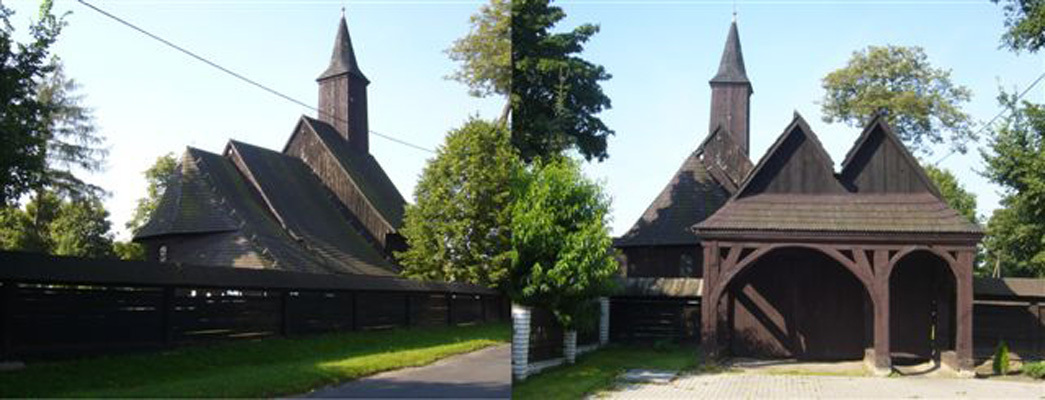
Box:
(0, 323, 509, 398)
(1022, 361, 1045, 379)
(512, 344, 712, 400)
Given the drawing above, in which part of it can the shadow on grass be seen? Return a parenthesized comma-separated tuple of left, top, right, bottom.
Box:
(0, 323, 509, 398)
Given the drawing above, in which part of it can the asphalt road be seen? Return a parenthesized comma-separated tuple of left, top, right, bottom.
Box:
(304, 344, 511, 399)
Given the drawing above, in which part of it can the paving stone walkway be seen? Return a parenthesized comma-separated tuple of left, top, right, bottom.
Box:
(601, 373, 1044, 399)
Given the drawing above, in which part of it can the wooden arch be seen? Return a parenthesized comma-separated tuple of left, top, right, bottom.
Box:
(887, 245, 963, 282)
(708, 243, 876, 309)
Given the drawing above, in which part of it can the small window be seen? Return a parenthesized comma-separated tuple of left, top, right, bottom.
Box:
(158, 245, 168, 263)
(680, 254, 694, 277)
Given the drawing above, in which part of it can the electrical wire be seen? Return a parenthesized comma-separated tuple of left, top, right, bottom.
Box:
(76, 0, 435, 154)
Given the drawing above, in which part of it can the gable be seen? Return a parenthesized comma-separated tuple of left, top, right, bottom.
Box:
(839, 118, 942, 197)
(736, 115, 845, 197)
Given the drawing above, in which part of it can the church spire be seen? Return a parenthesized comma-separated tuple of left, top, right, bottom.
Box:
(317, 14, 370, 152)
(710, 20, 749, 84)
(318, 15, 368, 82)
(708, 19, 753, 156)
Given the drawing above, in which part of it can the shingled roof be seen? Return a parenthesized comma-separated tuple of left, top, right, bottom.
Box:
(709, 20, 750, 85)
(301, 117, 406, 228)
(616, 127, 751, 247)
(135, 151, 239, 239)
(696, 115, 983, 237)
(318, 15, 368, 82)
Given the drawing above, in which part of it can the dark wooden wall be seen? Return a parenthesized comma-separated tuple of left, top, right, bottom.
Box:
(610, 297, 700, 343)
(620, 246, 702, 278)
(0, 252, 506, 361)
(726, 248, 870, 360)
(841, 126, 933, 194)
(974, 300, 1044, 360)
(708, 83, 751, 155)
(743, 127, 844, 196)
(889, 252, 956, 361)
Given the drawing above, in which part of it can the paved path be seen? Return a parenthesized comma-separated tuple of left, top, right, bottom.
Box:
(602, 373, 1044, 399)
(305, 344, 510, 399)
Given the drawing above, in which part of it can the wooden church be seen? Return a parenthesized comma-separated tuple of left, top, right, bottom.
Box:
(613, 20, 982, 374)
(133, 16, 406, 277)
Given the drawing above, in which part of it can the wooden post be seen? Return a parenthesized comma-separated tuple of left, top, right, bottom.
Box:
(404, 293, 412, 327)
(872, 249, 891, 375)
(1, 281, 14, 359)
(160, 286, 174, 346)
(480, 295, 487, 323)
(280, 290, 291, 337)
(955, 250, 975, 375)
(701, 242, 720, 360)
(351, 292, 359, 331)
(447, 293, 454, 326)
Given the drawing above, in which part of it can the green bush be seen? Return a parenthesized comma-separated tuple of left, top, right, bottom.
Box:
(992, 340, 1011, 375)
(1023, 361, 1045, 379)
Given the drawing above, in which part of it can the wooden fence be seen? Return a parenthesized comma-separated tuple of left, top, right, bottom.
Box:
(527, 306, 600, 362)
(0, 251, 506, 360)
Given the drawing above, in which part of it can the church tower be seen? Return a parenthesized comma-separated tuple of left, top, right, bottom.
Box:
(317, 15, 370, 153)
(708, 19, 752, 156)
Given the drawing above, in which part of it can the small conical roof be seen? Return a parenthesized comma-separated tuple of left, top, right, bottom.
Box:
(318, 15, 368, 82)
(709, 21, 749, 84)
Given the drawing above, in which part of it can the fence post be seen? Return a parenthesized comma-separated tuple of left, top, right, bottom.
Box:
(404, 293, 412, 327)
(511, 303, 532, 381)
(481, 295, 487, 323)
(599, 297, 610, 346)
(1, 281, 13, 359)
(160, 286, 174, 346)
(351, 292, 359, 331)
(280, 290, 291, 337)
(447, 293, 454, 326)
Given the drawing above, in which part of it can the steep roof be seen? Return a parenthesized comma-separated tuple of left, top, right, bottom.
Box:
(709, 21, 750, 85)
(318, 15, 368, 82)
(135, 151, 239, 239)
(616, 127, 750, 247)
(697, 116, 983, 237)
(299, 116, 406, 228)
(224, 140, 398, 275)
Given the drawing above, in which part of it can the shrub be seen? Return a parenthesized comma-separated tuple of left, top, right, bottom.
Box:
(1023, 361, 1045, 379)
(992, 340, 1011, 375)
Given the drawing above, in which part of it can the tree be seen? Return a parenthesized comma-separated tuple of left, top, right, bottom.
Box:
(126, 153, 178, 235)
(511, 0, 614, 162)
(820, 45, 975, 157)
(0, 189, 115, 259)
(49, 197, 114, 258)
(36, 61, 107, 200)
(397, 119, 521, 288)
(446, 0, 511, 101)
(994, 0, 1045, 53)
(981, 92, 1045, 278)
(507, 157, 618, 335)
(924, 165, 978, 224)
(0, 0, 66, 206)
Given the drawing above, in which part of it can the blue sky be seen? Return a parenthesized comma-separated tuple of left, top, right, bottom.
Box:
(7, 0, 1044, 240)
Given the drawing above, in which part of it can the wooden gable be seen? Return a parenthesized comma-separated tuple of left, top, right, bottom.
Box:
(735, 113, 845, 197)
(839, 115, 942, 198)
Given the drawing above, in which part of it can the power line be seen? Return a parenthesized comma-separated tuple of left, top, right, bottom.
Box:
(76, 0, 435, 154)
(935, 69, 1045, 165)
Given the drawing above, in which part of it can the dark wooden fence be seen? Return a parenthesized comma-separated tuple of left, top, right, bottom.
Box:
(973, 278, 1044, 360)
(527, 306, 600, 363)
(0, 251, 506, 360)
(610, 297, 700, 343)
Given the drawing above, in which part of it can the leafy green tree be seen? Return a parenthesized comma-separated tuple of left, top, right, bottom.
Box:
(511, 0, 614, 162)
(994, 0, 1045, 53)
(821, 45, 975, 156)
(507, 157, 618, 331)
(447, 0, 510, 101)
(126, 153, 178, 235)
(0, 0, 66, 206)
(49, 197, 114, 258)
(0, 190, 114, 259)
(981, 92, 1045, 278)
(923, 165, 978, 224)
(36, 61, 108, 200)
(397, 119, 521, 288)
(112, 240, 145, 261)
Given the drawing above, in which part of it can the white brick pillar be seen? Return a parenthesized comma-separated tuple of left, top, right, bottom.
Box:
(564, 330, 578, 364)
(511, 303, 531, 381)
(599, 296, 610, 346)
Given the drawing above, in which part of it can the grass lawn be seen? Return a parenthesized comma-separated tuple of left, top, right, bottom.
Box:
(0, 322, 509, 398)
(512, 344, 710, 400)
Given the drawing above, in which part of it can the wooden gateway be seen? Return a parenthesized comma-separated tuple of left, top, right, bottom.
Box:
(614, 20, 982, 374)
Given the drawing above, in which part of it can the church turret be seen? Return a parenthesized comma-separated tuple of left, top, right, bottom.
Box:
(708, 19, 752, 156)
(318, 15, 370, 153)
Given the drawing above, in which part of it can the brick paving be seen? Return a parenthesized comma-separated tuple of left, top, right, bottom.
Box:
(601, 373, 1044, 399)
